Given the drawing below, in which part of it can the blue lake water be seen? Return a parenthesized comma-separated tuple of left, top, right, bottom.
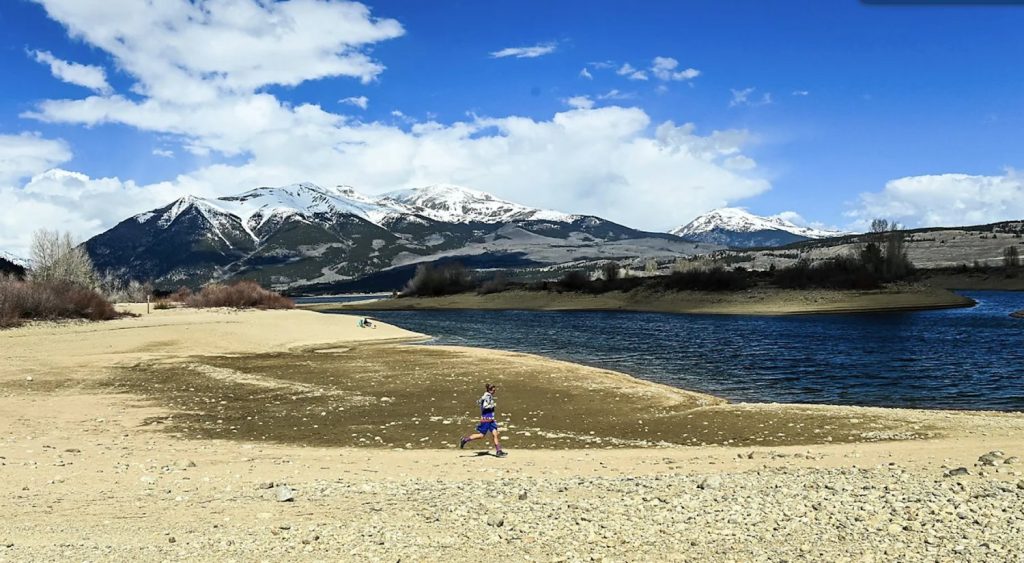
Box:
(337, 291, 1024, 411)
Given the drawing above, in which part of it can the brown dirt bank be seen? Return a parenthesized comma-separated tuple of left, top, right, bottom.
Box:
(307, 285, 975, 316)
(921, 270, 1024, 291)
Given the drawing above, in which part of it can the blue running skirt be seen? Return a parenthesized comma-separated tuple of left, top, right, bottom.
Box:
(476, 421, 499, 435)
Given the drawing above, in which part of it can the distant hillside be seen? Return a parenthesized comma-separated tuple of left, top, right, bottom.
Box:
(702, 220, 1024, 271)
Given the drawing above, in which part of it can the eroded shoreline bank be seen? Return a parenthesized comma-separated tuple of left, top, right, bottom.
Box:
(304, 286, 975, 316)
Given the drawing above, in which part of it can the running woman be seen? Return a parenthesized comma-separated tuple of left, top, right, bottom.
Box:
(459, 383, 506, 457)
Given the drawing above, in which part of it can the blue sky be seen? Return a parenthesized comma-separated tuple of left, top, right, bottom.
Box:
(1, 0, 1023, 254)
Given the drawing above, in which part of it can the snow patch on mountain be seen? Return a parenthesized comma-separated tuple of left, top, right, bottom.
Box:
(130, 182, 579, 244)
(670, 207, 843, 240)
(379, 184, 575, 224)
(1, 250, 29, 267)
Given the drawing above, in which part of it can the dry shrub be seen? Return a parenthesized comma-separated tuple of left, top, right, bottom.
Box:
(185, 280, 294, 309)
(402, 263, 471, 297)
(0, 275, 117, 328)
(169, 286, 193, 303)
(153, 300, 173, 310)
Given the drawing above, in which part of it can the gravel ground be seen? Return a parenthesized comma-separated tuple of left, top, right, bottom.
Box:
(2, 457, 1023, 562)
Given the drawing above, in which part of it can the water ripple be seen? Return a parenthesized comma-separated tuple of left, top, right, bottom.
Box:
(341, 290, 1024, 411)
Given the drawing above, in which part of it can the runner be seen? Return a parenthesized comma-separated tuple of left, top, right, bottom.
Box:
(459, 383, 506, 457)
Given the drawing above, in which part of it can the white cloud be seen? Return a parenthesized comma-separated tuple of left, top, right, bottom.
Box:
(772, 211, 806, 225)
(650, 57, 700, 82)
(340, 95, 369, 110)
(0, 169, 203, 255)
(565, 96, 594, 110)
(724, 155, 756, 171)
(7, 1, 773, 254)
(792, 90, 810, 96)
(4, 106, 770, 252)
(616, 63, 648, 81)
(597, 89, 633, 101)
(848, 170, 1024, 229)
(490, 42, 556, 59)
(579, 67, 593, 80)
(152, 148, 174, 158)
(730, 87, 772, 107)
(30, 50, 112, 94)
(30, 0, 404, 103)
(0, 132, 73, 185)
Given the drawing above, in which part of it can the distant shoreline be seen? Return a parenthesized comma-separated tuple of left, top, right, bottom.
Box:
(303, 286, 976, 316)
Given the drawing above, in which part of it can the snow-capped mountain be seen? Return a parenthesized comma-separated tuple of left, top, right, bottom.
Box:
(87, 182, 709, 290)
(1, 251, 27, 278)
(379, 184, 575, 224)
(670, 208, 845, 248)
(1, 250, 28, 268)
(131, 183, 417, 243)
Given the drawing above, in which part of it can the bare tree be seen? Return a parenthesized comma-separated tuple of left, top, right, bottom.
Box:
(1005, 245, 1021, 268)
(601, 261, 620, 281)
(29, 229, 98, 288)
(861, 220, 912, 280)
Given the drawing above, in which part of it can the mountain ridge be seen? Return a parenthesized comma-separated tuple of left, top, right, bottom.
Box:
(86, 182, 711, 291)
(670, 207, 846, 248)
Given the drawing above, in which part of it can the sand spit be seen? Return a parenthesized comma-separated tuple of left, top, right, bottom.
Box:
(308, 285, 975, 316)
(2, 306, 1024, 561)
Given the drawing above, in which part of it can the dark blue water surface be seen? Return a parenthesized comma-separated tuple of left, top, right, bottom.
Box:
(339, 291, 1024, 411)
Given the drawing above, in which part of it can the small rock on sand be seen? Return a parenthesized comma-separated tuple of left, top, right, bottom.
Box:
(275, 485, 295, 502)
(486, 515, 504, 528)
(978, 451, 1005, 466)
(945, 467, 970, 477)
(698, 475, 723, 490)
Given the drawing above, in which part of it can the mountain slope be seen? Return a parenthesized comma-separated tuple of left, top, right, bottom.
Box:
(87, 183, 717, 290)
(1, 254, 26, 278)
(671, 208, 845, 248)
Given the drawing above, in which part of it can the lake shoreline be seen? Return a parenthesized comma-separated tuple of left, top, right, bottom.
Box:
(2, 306, 1024, 560)
(303, 285, 976, 316)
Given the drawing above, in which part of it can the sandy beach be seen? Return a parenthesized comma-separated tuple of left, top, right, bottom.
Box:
(306, 285, 976, 316)
(2, 307, 1023, 561)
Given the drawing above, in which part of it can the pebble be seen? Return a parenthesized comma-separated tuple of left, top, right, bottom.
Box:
(698, 475, 723, 490)
(7, 449, 1024, 560)
(978, 451, 1005, 466)
(275, 485, 295, 502)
